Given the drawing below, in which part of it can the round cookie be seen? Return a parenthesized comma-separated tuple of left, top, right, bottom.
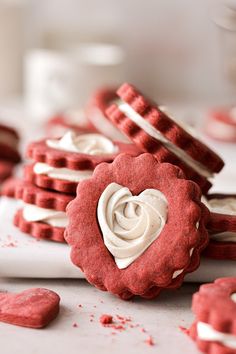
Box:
(26, 131, 140, 194)
(0, 160, 15, 185)
(65, 153, 209, 300)
(0, 124, 21, 163)
(1, 177, 19, 198)
(189, 277, 236, 354)
(86, 87, 129, 142)
(205, 108, 236, 142)
(106, 83, 224, 193)
(202, 194, 236, 260)
(13, 180, 73, 243)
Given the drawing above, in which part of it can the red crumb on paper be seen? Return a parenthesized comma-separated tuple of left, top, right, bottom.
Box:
(100, 314, 113, 325)
(2, 235, 18, 248)
(73, 322, 78, 328)
(179, 326, 189, 335)
(97, 312, 155, 345)
(78, 304, 83, 308)
(145, 336, 155, 346)
(4, 241, 17, 247)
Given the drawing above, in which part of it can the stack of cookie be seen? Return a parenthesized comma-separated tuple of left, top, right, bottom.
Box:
(0, 123, 21, 191)
(10, 129, 140, 243)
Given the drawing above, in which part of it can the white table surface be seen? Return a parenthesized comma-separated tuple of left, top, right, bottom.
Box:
(0, 102, 235, 354)
(0, 278, 200, 354)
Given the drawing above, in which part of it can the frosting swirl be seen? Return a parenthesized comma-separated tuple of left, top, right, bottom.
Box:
(97, 182, 168, 269)
(46, 131, 118, 155)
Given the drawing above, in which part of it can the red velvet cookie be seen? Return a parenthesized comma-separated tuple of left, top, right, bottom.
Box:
(106, 83, 224, 193)
(1, 177, 19, 198)
(202, 194, 236, 260)
(46, 108, 95, 137)
(65, 153, 209, 300)
(205, 108, 236, 142)
(13, 180, 73, 243)
(86, 87, 129, 142)
(0, 124, 21, 163)
(24, 163, 79, 195)
(0, 160, 15, 185)
(189, 277, 236, 354)
(0, 288, 60, 328)
(26, 131, 140, 194)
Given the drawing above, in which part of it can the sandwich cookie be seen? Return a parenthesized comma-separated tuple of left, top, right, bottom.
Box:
(205, 107, 236, 142)
(0, 161, 15, 191)
(65, 153, 209, 300)
(202, 194, 236, 260)
(189, 277, 236, 354)
(1, 177, 19, 198)
(106, 83, 224, 193)
(25, 131, 140, 194)
(13, 180, 73, 242)
(0, 124, 21, 163)
(86, 87, 129, 142)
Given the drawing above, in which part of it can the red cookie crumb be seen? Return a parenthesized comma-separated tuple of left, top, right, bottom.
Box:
(145, 336, 155, 346)
(100, 314, 113, 325)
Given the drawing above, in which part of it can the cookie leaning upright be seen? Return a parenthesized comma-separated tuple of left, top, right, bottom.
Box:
(189, 277, 236, 354)
(202, 194, 236, 260)
(86, 87, 129, 142)
(65, 153, 209, 300)
(25, 131, 140, 194)
(106, 83, 224, 193)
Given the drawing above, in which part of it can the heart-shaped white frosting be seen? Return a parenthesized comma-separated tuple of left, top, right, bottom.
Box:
(97, 182, 168, 269)
(47, 131, 118, 155)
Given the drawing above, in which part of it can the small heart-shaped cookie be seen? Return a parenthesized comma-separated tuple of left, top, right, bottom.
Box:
(0, 288, 60, 328)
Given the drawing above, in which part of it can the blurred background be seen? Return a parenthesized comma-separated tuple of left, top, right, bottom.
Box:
(1, 0, 236, 102)
(1, 0, 236, 149)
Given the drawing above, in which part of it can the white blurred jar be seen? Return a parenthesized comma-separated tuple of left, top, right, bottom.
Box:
(24, 43, 125, 122)
(0, 1, 25, 98)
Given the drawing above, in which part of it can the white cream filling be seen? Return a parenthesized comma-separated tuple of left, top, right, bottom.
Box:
(47, 131, 118, 155)
(23, 203, 68, 228)
(202, 197, 236, 243)
(97, 182, 168, 269)
(33, 162, 93, 182)
(0, 131, 18, 149)
(118, 102, 213, 179)
(210, 231, 236, 242)
(197, 321, 236, 349)
(172, 248, 194, 279)
(206, 197, 236, 216)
